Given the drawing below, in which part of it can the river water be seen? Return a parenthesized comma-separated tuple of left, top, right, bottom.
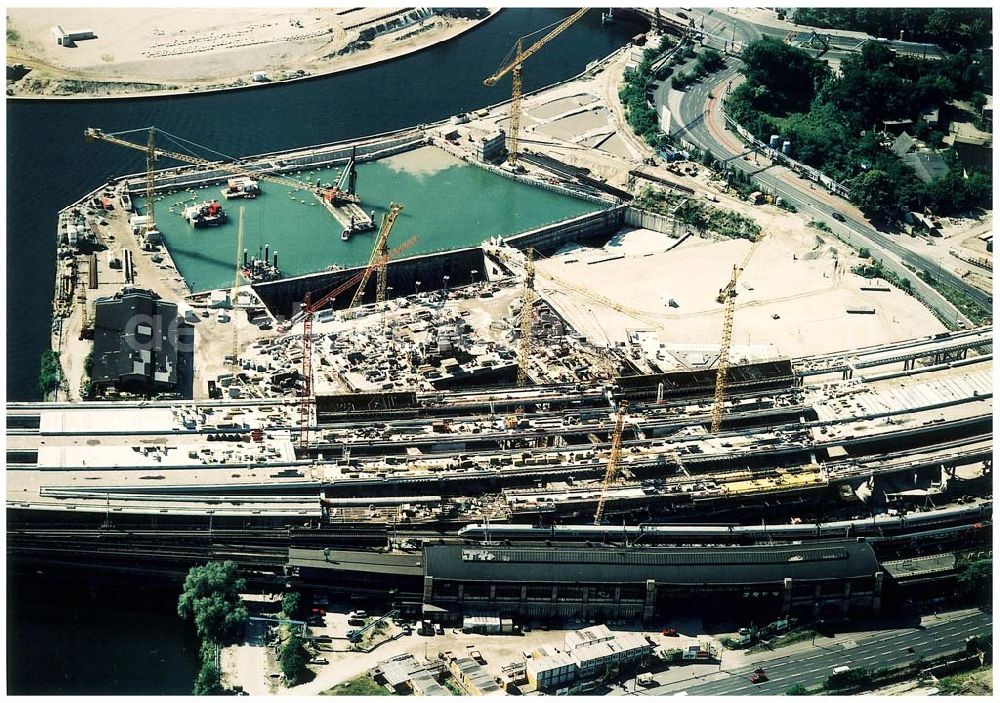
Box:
(5, 9, 642, 694)
(6, 8, 641, 401)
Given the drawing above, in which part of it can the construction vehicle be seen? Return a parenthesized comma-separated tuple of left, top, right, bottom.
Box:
(484, 9, 588, 166)
(297, 235, 417, 454)
(348, 203, 403, 309)
(710, 233, 767, 433)
(84, 126, 361, 222)
(594, 400, 628, 524)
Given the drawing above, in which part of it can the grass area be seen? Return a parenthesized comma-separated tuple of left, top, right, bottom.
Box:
(916, 270, 993, 325)
(808, 219, 833, 233)
(634, 186, 761, 241)
(322, 674, 390, 696)
(852, 260, 912, 293)
(761, 629, 820, 650)
(937, 665, 993, 695)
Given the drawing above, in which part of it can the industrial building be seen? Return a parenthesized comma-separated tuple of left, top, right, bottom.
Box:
(90, 288, 183, 394)
(475, 130, 507, 162)
(524, 625, 654, 692)
(420, 541, 883, 623)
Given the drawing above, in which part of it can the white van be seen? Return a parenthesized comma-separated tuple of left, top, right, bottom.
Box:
(832, 665, 851, 675)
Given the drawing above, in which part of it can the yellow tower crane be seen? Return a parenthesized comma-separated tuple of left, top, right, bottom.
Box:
(516, 247, 536, 387)
(484, 9, 589, 166)
(349, 203, 403, 309)
(710, 233, 767, 434)
(143, 128, 156, 238)
(594, 400, 628, 525)
(231, 206, 245, 376)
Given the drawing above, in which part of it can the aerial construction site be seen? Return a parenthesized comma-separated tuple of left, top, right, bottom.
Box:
(8, 6, 993, 697)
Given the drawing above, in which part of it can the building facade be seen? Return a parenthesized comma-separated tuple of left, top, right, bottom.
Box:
(422, 542, 883, 624)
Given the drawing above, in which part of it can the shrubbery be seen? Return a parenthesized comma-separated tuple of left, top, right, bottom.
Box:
(38, 350, 62, 397)
(726, 38, 992, 217)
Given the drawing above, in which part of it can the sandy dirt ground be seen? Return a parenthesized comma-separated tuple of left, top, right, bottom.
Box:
(535, 210, 946, 364)
(7, 8, 494, 98)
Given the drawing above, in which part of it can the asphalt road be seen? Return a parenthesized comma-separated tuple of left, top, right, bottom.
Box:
(642, 608, 992, 696)
(655, 9, 990, 327)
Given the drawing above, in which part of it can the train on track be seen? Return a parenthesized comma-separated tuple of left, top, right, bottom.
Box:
(456, 501, 992, 541)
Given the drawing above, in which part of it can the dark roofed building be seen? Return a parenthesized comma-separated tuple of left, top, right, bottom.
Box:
(882, 118, 914, 136)
(901, 151, 950, 184)
(951, 135, 992, 174)
(890, 132, 917, 158)
(422, 542, 883, 624)
(91, 288, 181, 394)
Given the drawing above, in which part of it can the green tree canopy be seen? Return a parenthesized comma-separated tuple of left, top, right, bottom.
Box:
(280, 633, 310, 685)
(739, 37, 829, 114)
(282, 591, 303, 620)
(178, 561, 248, 645)
(850, 169, 898, 214)
(956, 558, 992, 605)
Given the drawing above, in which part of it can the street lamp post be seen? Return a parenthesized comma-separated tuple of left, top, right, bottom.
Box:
(415, 280, 421, 296)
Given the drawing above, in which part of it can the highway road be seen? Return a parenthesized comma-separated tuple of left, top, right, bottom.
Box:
(641, 608, 992, 696)
(655, 9, 990, 328)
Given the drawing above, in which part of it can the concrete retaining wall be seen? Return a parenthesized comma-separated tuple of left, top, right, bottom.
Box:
(506, 206, 627, 253)
(624, 205, 677, 234)
(123, 132, 426, 195)
(253, 245, 487, 317)
(253, 207, 629, 317)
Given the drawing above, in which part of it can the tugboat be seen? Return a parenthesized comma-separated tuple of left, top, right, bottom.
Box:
(183, 200, 227, 228)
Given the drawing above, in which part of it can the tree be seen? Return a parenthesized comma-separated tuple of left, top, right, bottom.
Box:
(193, 643, 226, 696)
(825, 667, 874, 691)
(785, 684, 808, 695)
(280, 633, 310, 685)
(38, 350, 62, 397)
(955, 558, 992, 605)
(282, 591, 302, 620)
(178, 561, 249, 645)
(850, 169, 897, 214)
(738, 37, 829, 114)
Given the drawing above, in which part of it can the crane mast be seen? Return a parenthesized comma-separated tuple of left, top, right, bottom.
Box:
(484, 9, 588, 166)
(516, 247, 535, 386)
(710, 233, 767, 433)
(350, 203, 403, 309)
(231, 206, 245, 377)
(297, 235, 417, 455)
(144, 128, 156, 237)
(594, 400, 628, 525)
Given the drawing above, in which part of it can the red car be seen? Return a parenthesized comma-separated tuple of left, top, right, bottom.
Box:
(662, 627, 679, 637)
(750, 673, 768, 684)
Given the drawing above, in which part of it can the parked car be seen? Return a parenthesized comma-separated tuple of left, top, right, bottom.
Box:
(309, 658, 329, 665)
(662, 628, 679, 637)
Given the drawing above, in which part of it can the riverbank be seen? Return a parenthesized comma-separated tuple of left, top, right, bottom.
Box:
(6, 8, 499, 100)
